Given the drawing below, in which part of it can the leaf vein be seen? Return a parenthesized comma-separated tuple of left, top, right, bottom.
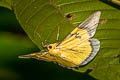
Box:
(58, 0, 96, 6)
(18, 0, 35, 18)
(25, 2, 49, 24)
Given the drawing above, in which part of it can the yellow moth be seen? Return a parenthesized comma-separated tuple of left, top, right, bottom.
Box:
(19, 11, 101, 69)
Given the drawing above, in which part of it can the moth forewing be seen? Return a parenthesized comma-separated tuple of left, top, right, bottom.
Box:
(78, 11, 101, 37)
(56, 11, 101, 67)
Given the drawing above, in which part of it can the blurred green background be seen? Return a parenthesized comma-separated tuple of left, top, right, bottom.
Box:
(0, 7, 97, 80)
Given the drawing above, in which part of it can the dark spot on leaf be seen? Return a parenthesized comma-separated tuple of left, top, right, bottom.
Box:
(100, 19, 107, 24)
(65, 14, 72, 20)
(112, 54, 120, 63)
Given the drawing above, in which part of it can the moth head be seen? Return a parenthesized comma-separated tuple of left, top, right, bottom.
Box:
(47, 43, 58, 51)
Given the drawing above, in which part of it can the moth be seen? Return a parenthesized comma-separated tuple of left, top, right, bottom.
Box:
(19, 11, 101, 68)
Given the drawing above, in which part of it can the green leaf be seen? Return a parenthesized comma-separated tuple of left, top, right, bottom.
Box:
(0, 0, 12, 9)
(12, 0, 74, 49)
(0, 32, 39, 64)
(109, 0, 120, 6)
(0, 32, 39, 80)
(0, 0, 120, 80)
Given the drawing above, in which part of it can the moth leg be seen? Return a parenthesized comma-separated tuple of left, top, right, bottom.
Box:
(36, 32, 45, 47)
(19, 52, 56, 62)
(56, 25, 60, 41)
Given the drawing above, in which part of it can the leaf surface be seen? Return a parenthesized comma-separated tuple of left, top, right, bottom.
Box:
(0, 0, 120, 79)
